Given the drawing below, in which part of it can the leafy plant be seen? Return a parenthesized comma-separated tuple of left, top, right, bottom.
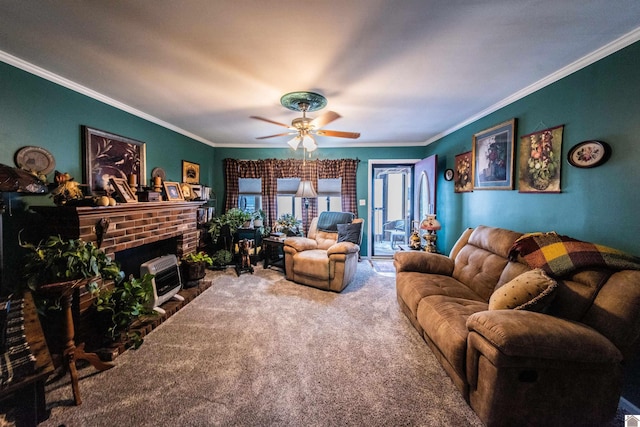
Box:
(93, 273, 155, 348)
(19, 233, 123, 292)
(208, 208, 253, 243)
(275, 213, 301, 235)
(182, 251, 213, 266)
(212, 249, 233, 267)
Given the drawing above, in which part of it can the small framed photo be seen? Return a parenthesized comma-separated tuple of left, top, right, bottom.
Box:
(454, 151, 473, 193)
(163, 181, 184, 201)
(109, 177, 137, 203)
(182, 160, 200, 184)
(472, 119, 516, 190)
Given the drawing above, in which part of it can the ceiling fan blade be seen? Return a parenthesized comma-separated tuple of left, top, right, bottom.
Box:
(310, 111, 341, 129)
(316, 129, 361, 139)
(256, 132, 295, 139)
(250, 116, 291, 128)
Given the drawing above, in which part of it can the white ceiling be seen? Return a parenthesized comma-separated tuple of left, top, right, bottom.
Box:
(1, 1, 640, 148)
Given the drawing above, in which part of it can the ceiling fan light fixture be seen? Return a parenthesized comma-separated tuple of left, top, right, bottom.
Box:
(302, 134, 317, 152)
(288, 136, 301, 150)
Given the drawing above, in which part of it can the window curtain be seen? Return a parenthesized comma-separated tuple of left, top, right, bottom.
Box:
(224, 158, 359, 229)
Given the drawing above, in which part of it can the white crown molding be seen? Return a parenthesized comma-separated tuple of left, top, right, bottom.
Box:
(0, 50, 217, 147)
(424, 26, 640, 146)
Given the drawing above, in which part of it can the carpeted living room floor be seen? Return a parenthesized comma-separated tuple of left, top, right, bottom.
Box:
(19, 260, 628, 426)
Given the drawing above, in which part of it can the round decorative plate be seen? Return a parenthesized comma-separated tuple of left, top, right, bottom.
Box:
(567, 140, 611, 168)
(14, 146, 56, 175)
(444, 168, 454, 181)
(151, 167, 166, 180)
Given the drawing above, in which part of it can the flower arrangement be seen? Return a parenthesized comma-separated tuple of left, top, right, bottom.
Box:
(275, 213, 301, 236)
(526, 130, 559, 190)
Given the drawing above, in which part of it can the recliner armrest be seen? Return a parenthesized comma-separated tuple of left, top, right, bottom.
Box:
(284, 237, 318, 252)
(393, 251, 454, 275)
(466, 310, 622, 363)
(327, 242, 360, 256)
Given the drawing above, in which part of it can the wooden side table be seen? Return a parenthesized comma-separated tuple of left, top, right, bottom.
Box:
(262, 237, 285, 273)
(38, 279, 114, 406)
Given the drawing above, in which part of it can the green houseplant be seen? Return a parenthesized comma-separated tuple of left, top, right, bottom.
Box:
(92, 273, 155, 348)
(211, 249, 233, 269)
(181, 251, 213, 282)
(208, 208, 253, 245)
(275, 213, 302, 236)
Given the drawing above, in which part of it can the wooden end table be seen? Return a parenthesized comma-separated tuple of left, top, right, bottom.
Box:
(262, 237, 285, 273)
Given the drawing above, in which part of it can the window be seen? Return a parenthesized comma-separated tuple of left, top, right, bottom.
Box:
(276, 178, 302, 219)
(317, 178, 342, 214)
(238, 178, 262, 212)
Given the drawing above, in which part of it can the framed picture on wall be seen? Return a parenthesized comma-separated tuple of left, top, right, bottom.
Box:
(472, 119, 516, 190)
(83, 126, 146, 194)
(518, 125, 563, 193)
(454, 151, 473, 193)
(182, 160, 200, 184)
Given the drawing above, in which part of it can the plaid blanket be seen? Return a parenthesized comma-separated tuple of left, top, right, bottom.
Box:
(508, 232, 640, 277)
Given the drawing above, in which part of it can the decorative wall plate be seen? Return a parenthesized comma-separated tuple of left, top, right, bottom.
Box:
(15, 146, 56, 175)
(567, 140, 611, 168)
(151, 167, 166, 180)
(444, 168, 454, 181)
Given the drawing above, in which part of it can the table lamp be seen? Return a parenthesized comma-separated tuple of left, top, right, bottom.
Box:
(420, 214, 441, 253)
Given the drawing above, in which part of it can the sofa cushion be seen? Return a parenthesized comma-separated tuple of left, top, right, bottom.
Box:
(337, 222, 361, 244)
(489, 269, 558, 311)
(396, 272, 485, 318)
(417, 295, 488, 379)
(292, 250, 334, 280)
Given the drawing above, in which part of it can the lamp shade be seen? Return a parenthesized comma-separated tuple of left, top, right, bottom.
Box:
(420, 214, 441, 231)
(295, 180, 317, 198)
(288, 136, 301, 150)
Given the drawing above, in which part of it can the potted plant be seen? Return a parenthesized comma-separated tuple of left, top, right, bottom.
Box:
(211, 249, 233, 269)
(181, 251, 213, 282)
(252, 209, 266, 228)
(93, 273, 155, 348)
(275, 213, 302, 236)
(208, 208, 253, 245)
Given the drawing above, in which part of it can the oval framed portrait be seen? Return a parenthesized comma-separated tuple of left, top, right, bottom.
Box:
(444, 168, 454, 181)
(567, 140, 611, 168)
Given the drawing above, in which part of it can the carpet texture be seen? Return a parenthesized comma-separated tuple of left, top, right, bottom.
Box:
(38, 262, 486, 426)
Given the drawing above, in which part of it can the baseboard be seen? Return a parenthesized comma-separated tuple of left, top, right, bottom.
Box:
(620, 397, 640, 415)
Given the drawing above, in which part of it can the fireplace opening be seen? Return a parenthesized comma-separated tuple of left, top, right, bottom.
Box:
(115, 237, 179, 279)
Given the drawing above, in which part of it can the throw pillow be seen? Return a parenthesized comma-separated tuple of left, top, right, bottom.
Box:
(488, 268, 558, 312)
(337, 222, 361, 244)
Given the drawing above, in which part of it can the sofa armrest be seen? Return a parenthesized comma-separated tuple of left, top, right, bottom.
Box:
(327, 242, 360, 256)
(466, 310, 622, 363)
(284, 237, 318, 252)
(393, 251, 454, 275)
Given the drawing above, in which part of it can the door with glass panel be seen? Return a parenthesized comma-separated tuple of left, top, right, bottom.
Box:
(371, 164, 413, 257)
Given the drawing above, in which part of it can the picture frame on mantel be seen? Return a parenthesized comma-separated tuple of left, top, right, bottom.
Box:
(472, 119, 516, 190)
(163, 181, 184, 201)
(83, 126, 146, 194)
(109, 177, 137, 203)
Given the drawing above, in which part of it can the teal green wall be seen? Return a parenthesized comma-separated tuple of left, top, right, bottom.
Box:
(426, 41, 640, 256)
(0, 61, 216, 193)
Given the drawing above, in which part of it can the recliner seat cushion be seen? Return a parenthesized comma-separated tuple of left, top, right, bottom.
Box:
(292, 250, 334, 280)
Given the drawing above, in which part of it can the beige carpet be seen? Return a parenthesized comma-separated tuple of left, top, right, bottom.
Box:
(25, 261, 627, 426)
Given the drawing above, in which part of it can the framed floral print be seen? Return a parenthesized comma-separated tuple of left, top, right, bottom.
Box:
(472, 119, 516, 190)
(83, 126, 146, 194)
(454, 151, 473, 193)
(518, 125, 563, 193)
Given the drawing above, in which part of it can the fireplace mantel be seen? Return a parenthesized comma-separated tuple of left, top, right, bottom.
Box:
(31, 201, 202, 260)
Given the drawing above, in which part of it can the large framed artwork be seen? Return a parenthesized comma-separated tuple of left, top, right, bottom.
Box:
(454, 151, 473, 193)
(518, 125, 563, 193)
(472, 119, 516, 190)
(83, 126, 146, 194)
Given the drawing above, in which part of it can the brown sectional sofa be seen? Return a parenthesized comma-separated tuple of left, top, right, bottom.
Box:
(394, 225, 640, 427)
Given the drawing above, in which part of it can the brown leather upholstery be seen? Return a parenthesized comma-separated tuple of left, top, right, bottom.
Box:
(394, 225, 640, 427)
(284, 216, 363, 292)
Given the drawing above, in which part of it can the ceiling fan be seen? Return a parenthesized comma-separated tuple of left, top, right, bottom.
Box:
(250, 91, 360, 152)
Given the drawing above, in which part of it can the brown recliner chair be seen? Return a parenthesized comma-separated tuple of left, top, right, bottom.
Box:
(284, 212, 363, 292)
